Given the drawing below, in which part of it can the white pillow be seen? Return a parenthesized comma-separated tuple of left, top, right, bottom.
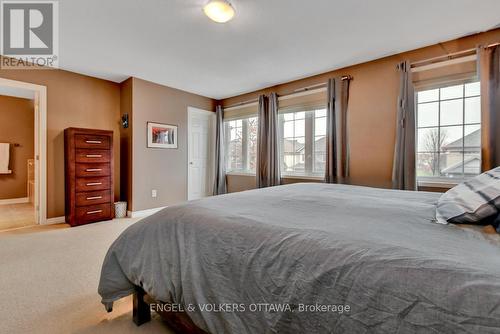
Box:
(436, 167, 500, 225)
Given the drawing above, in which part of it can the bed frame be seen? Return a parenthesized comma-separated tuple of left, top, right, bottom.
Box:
(133, 286, 208, 334)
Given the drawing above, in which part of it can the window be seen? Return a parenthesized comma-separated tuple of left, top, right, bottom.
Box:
(223, 106, 327, 178)
(279, 108, 327, 177)
(416, 81, 481, 182)
(225, 116, 258, 173)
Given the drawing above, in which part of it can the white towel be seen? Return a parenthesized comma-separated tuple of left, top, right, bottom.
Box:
(0, 143, 12, 174)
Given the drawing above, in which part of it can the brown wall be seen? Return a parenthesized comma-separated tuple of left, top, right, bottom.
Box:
(0, 64, 121, 218)
(127, 78, 215, 211)
(222, 29, 500, 193)
(0, 95, 34, 199)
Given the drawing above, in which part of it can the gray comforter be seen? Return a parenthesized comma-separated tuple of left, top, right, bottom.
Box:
(98, 183, 500, 333)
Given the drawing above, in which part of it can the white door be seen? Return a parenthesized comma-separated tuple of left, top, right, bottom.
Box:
(33, 92, 39, 224)
(188, 107, 215, 200)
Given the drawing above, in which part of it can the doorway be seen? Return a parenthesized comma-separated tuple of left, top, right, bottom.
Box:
(187, 107, 215, 201)
(0, 78, 47, 230)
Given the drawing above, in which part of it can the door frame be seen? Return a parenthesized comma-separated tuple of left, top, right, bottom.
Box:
(187, 106, 215, 201)
(0, 77, 47, 225)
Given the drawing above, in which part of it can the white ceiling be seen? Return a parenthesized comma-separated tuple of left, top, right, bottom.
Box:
(60, 0, 500, 99)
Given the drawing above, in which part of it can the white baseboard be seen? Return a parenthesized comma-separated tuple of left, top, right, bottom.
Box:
(127, 206, 167, 218)
(44, 216, 65, 225)
(0, 197, 29, 205)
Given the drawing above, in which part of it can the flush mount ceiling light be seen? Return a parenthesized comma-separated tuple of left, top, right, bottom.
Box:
(203, 0, 235, 23)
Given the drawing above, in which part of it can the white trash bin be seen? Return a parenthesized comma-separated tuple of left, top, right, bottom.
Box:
(114, 201, 127, 218)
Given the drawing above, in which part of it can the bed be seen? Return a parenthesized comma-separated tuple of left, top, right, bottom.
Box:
(98, 183, 500, 333)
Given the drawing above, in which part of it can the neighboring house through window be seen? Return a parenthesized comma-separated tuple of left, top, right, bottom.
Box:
(279, 108, 326, 177)
(416, 81, 481, 183)
(224, 105, 327, 178)
(223, 82, 328, 178)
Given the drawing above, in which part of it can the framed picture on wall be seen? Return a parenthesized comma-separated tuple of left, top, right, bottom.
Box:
(147, 122, 178, 149)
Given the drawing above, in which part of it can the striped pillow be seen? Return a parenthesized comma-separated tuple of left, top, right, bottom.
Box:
(436, 167, 500, 225)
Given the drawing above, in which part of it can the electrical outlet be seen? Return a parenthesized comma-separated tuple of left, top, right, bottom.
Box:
(151, 189, 157, 198)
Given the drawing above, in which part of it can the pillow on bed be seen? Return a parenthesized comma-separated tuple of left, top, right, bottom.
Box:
(436, 167, 500, 225)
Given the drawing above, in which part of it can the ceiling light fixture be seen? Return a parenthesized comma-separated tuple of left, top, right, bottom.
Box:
(203, 0, 235, 23)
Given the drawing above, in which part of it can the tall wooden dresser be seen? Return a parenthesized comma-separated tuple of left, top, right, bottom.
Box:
(64, 128, 114, 226)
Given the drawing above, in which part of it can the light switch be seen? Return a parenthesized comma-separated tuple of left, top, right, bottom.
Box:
(151, 189, 157, 198)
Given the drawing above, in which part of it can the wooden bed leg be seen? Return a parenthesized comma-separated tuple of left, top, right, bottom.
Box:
(133, 286, 151, 326)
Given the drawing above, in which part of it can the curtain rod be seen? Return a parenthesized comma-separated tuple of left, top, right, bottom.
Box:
(224, 75, 352, 111)
(410, 42, 500, 69)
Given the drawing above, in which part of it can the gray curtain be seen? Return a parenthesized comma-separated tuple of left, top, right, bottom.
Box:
(478, 45, 500, 170)
(257, 93, 281, 188)
(213, 105, 227, 195)
(325, 77, 351, 183)
(392, 60, 416, 190)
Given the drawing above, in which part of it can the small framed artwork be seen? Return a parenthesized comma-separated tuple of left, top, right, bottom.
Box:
(147, 122, 178, 149)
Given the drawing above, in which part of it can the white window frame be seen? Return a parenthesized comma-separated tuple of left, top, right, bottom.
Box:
(224, 116, 258, 175)
(415, 78, 481, 187)
(278, 105, 327, 179)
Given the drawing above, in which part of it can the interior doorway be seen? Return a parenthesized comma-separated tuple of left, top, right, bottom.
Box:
(0, 78, 47, 230)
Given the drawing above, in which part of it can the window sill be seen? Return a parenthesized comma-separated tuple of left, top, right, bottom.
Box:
(226, 172, 324, 181)
(226, 171, 255, 177)
(282, 174, 324, 181)
(417, 179, 460, 189)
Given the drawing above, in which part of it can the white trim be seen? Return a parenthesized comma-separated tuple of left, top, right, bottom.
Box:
(44, 216, 65, 225)
(0, 78, 47, 225)
(0, 197, 29, 205)
(127, 206, 167, 218)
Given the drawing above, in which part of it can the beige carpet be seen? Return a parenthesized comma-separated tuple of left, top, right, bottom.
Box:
(0, 218, 174, 334)
(0, 203, 36, 231)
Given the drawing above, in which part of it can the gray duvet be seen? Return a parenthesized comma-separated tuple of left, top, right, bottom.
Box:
(98, 183, 500, 333)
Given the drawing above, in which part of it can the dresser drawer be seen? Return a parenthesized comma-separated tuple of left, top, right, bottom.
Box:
(76, 163, 111, 177)
(75, 149, 111, 163)
(75, 190, 111, 207)
(75, 134, 110, 149)
(75, 203, 112, 225)
(75, 176, 110, 192)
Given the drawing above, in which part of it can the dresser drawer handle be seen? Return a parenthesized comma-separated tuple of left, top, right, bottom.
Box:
(85, 140, 102, 144)
(86, 210, 103, 215)
(86, 196, 103, 200)
(86, 154, 102, 158)
(86, 168, 102, 172)
(86, 182, 102, 186)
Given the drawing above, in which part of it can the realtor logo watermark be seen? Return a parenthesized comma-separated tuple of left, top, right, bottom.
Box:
(1, 1, 59, 69)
